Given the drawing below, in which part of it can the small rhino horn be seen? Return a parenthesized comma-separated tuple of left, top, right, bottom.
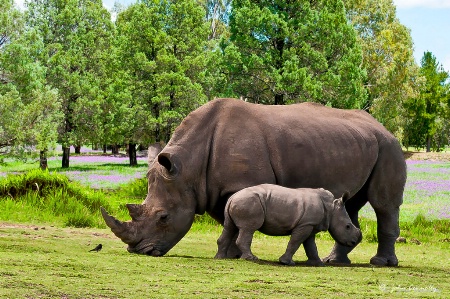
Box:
(126, 204, 144, 221)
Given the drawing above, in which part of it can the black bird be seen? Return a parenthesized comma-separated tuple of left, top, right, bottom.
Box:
(89, 244, 102, 252)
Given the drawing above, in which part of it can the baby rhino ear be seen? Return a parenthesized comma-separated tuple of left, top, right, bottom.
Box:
(333, 198, 344, 209)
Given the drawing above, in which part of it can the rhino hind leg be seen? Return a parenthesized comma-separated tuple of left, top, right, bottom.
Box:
(369, 207, 400, 267)
(365, 148, 404, 267)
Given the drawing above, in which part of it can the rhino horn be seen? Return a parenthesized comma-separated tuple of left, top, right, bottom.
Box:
(126, 203, 144, 221)
(101, 207, 127, 235)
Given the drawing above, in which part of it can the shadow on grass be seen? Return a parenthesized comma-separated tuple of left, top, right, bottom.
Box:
(164, 254, 377, 268)
(166, 255, 449, 273)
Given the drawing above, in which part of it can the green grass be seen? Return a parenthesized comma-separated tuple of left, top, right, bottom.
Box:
(0, 170, 118, 227)
(0, 223, 448, 298)
(0, 157, 449, 297)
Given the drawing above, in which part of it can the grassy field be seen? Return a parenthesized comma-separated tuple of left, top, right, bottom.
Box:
(0, 151, 449, 298)
(0, 222, 449, 299)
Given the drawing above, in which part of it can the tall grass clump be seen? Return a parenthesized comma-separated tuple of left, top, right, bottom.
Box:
(0, 169, 112, 227)
(400, 213, 450, 242)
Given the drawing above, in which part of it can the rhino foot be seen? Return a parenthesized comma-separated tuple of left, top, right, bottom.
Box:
(241, 253, 258, 261)
(306, 259, 325, 267)
(279, 257, 295, 266)
(370, 255, 398, 267)
(214, 253, 227, 259)
(322, 254, 351, 265)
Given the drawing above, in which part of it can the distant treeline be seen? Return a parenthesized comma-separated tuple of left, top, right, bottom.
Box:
(1, 0, 449, 168)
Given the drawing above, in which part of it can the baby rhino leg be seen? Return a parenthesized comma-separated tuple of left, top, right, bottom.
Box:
(236, 229, 258, 261)
(232, 200, 265, 261)
(279, 226, 313, 266)
(303, 235, 324, 266)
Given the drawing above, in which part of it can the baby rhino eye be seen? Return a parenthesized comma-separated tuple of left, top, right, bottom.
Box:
(346, 224, 351, 230)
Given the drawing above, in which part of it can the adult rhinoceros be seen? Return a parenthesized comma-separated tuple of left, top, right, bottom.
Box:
(102, 98, 406, 266)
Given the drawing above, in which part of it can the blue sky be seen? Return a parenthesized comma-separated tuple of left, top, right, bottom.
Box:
(394, 0, 450, 72)
(14, 0, 450, 72)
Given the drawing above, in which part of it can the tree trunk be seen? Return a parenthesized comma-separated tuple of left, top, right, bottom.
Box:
(62, 146, 70, 168)
(112, 145, 119, 155)
(274, 94, 284, 105)
(74, 145, 81, 154)
(103, 144, 107, 154)
(39, 150, 48, 170)
(426, 136, 431, 152)
(128, 143, 137, 166)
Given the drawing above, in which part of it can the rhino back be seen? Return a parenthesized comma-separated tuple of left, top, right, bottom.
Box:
(258, 185, 327, 236)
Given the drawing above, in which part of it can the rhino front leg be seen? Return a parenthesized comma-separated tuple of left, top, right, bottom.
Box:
(215, 225, 238, 259)
(235, 229, 258, 261)
(279, 226, 313, 266)
(303, 234, 324, 266)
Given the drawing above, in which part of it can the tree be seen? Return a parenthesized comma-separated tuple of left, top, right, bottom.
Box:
(25, 0, 114, 168)
(113, 0, 209, 165)
(220, 0, 366, 107)
(345, 0, 420, 138)
(0, 0, 24, 50)
(0, 23, 63, 169)
(403, 51, 449, 151)
(201, 0, 231, 40)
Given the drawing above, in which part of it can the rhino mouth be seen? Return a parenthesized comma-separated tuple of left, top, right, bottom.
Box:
(127, 242, 165, 256)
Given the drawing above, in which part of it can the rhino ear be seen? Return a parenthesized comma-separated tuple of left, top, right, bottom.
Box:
(157, 152, 180, 176)
(126, 204, 144, 221)
(341, 191, 350, 202)
(333, 198, 344, 209)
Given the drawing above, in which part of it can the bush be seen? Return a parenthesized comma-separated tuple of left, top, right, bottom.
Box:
(0, 170, 112, 228)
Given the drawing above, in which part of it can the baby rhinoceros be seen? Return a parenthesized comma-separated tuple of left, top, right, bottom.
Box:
(215, 184, 362, 266)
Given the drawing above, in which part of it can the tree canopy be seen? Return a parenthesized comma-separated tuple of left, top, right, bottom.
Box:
(1, 0, 449, 167)
(403, 51, 449, 151)
(219, 0, 367, 108)
(345, 0, 420, 137)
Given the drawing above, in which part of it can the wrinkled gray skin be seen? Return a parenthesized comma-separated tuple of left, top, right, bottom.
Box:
(102, 98, 406, 266)
(215, 185, 362, 266)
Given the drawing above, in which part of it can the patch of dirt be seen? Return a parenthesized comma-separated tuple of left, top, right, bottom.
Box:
(404, 151, 450, 162)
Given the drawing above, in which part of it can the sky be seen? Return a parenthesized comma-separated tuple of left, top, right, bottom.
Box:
(13, 0, 450, 72)
(394, 0, 450, 72)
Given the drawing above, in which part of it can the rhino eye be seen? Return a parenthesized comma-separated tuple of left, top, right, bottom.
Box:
(158, 212, 169, 224)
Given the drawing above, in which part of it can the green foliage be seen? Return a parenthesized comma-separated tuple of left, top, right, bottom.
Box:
(403, 51, 449, 151)
(346, 0, 420, 139)
(0, 0, 24, 48)
(113, 0, 209, 144)
(0, 4, 62, 159)
(25, 0, 114, 166)
(115, 177, 148, 199)
(220, 0, 366, 107)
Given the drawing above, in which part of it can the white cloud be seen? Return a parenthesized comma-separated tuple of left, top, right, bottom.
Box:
(394, 0, 450, 8)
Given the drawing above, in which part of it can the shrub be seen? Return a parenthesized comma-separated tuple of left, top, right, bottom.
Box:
(0, 170, 112, 228)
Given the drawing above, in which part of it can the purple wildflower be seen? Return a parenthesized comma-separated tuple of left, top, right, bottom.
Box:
(406, 180, 450, 195)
